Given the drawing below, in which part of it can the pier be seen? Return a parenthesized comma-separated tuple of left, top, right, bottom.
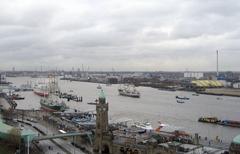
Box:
(57, 92, 83, 102)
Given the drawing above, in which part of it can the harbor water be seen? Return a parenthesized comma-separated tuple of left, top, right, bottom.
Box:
(8, 77, 240, 143)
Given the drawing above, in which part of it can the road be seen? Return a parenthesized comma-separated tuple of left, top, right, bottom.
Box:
(20, 119, 85, 154)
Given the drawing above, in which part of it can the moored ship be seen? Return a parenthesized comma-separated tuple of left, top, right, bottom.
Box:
(33, 82, 49, 97)
(40, 98, 67, 112)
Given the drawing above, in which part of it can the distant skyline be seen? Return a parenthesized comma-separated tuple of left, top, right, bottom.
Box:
(0, 0, 240, 71)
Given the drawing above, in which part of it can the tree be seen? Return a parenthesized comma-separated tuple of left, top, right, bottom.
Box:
(7, 128, 21, 147)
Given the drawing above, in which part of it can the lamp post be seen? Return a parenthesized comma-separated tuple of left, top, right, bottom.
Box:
(27, 135, 29, 154)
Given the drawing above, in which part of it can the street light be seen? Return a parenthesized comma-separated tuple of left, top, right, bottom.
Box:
(27, 135, 29, 154)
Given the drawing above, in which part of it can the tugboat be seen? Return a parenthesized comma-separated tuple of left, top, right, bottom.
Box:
(118, 84, 140, 98)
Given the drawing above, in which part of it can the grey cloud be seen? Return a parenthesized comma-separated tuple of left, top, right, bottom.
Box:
(0, 0, 239, 71)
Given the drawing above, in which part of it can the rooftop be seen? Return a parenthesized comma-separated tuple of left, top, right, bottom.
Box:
(233, 134, 240, 144)
(99, 89, 106, 99)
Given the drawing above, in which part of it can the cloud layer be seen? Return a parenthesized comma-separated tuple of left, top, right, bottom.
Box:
(0, 0, 240, 71)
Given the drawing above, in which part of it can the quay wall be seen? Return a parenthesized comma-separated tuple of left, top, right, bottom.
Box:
(200, 88, 240, 97)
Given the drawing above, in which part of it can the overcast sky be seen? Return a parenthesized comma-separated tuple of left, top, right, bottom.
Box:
(0, 0, 240, 71)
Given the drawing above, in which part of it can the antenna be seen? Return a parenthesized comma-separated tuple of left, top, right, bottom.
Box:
(217, 50, 219, 77)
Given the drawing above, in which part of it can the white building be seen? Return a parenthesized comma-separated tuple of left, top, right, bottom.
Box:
(184, 72, 204, 80)
(233, 82, 240, 89)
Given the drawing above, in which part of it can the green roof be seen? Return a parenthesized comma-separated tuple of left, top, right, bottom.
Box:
(99, 90, 106, 99)
(233, 134, 240, 144)
(0, 116, 37, 142)
(21, 129, 38, 142)
(0, 117, 13, 134)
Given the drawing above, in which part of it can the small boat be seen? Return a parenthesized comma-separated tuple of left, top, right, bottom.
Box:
(176, 96, 190, 100)
(198, 117, 220, 123)
(176, 100, 185, 104)
(216, 97, 223, 100)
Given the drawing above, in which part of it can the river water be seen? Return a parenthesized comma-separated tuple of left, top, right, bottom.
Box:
(8, 77, 240, 143)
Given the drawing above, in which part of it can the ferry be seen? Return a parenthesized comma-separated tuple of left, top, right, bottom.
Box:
(118, 84, 140, 98)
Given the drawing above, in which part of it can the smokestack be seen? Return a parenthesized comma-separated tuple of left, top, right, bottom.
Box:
(217, 50, 219, 77)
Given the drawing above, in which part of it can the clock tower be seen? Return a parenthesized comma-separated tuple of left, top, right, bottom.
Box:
(94, 90, 109, 153)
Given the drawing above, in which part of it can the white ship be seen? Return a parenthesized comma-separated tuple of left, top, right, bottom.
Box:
(118, 84, 140, 98)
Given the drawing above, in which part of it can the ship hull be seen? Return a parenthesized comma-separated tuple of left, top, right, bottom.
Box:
(40, 101, 64, 112)
(34, 90, 49, 97)
(119, 91, 140, 98)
